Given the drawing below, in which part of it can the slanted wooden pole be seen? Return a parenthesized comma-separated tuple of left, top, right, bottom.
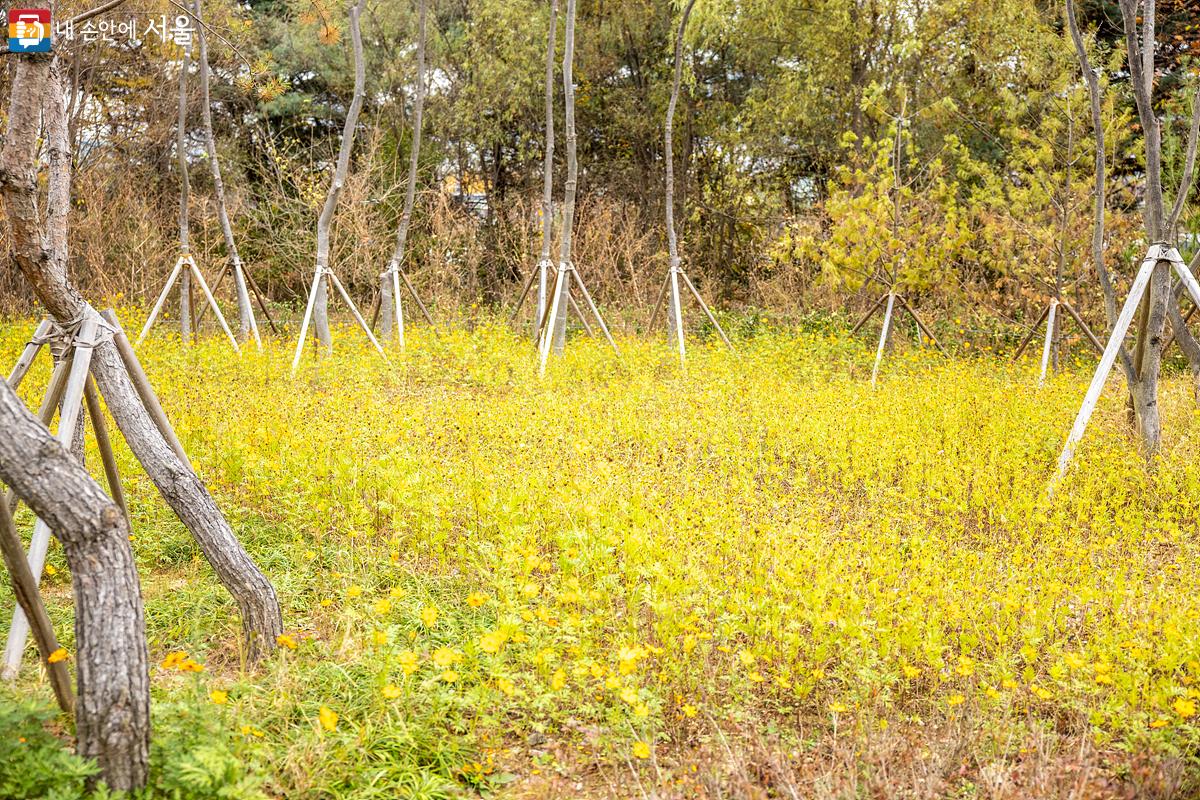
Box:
(4, 316, 98, 678)
(84, 377, 130, 527)
(870, 292, 896, 387)
(1038, 299, 1059, 387)
(1054, 248, 1160, 482)
(6, 319, 51, 389)
(0, 498, 73, 714)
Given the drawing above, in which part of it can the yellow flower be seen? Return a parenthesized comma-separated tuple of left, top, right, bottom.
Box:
(240, 725, 265, 738)
(398, 650, 420, 675)
(955, 656, 974, 677)
(381, 684, 402, 699)
(550, 669, 567, 690)
(902, 664, 920, 680)
(389, 587, 405, 599)
(372, 630, 388, 646)
(373, 599, 392, 615)
(479, 630, 507, 654)
(44, 564, 56, 576)
(318, 705, 338, 732)
(440, 670, 459, 683)
(496, 677, 516, 696)
(620, 686, 639, 705)
(276, 633, 298, 650)
(432, 647, 461, 667)
(633, 702, 649, 718)
(1174, 698, 1197, 719)
(632, 741, 651, 760)
(303, 550, 316, 560)
(1063, 652, 1085, 670)
(1150, 718, 1169, 728)
(320, 599, 333, 607)
(466, 592, 488, 608)
(1030, 685, 1053, 701)
(947, 694, 965, 707)
(47, 648, 68, 664)
(830, 702, 848, 714)
(419, 606, 439, 627)
(521, 582, 541, 600)
(346, 585, 363, 599)
(209, 689, 228, 705)
(682, 704, 698, 718)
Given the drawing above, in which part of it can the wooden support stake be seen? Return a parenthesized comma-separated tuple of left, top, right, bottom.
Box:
(1012, 303, 1053, 361)
(897, 296, 945, 353)
(0, 501, 73, 714)
(680, 271, 735, 352)
(84, 377, 130, 527)
(571, 267, 620, 356)
(850, 293, 889, 336)
(6, 319, 52, 390)
(870, 292, 896, 388)
(4, 316, 97, 678)
(1038, 299, 1058, 387)
(136, 255, 186, 347)
(187, 257, 240, 351)
(1053, 250, 1159, 483)
(102, 310, 193, 472)
(1058, 300, 1105, 356)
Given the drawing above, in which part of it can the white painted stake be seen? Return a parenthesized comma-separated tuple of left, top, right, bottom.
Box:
(538, 267, 567, 376)
(187, 257, 240, 352)
(6, 319, 51, 389)
(3, 315, 98, 678)
(1053, 248, 1161, 481)
(291, 266, 324, 375)
(871, 292, 896, 388)
(391, 266, 405, 349)
(328, 271, 388, 361)
(136, 255, 186, 347)
(1038, 299, 1058, 388)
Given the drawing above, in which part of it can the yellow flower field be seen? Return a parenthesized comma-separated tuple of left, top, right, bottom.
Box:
(2, 318, 1199, 798)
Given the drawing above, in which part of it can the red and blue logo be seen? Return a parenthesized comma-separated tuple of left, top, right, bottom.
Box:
(8, 9, 52, 53)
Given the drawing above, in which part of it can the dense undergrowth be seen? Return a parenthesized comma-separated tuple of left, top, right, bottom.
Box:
(1, 316, 1198, 798)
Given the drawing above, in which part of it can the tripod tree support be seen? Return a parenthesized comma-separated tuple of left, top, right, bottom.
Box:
(137, 253, 240, 351)
(1053, 245, 1200, 482)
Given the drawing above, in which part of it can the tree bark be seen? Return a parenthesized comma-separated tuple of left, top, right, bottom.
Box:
(664, 0, 697, 359)
(194, 0, 254, 341)
(313, 0, 368, 350)
(0, 55, 281, 662)
(0, 379, 149, 791)
(536, 0, 558, 341)
(552, 0, 578, 354)
(381, 0, 427, 341)
(177, 23, 194, 342)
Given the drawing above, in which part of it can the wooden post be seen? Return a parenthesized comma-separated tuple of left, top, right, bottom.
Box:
(0, 499, 73, 713)
(84, 377, 130, 527)
(1054, 249, 1159, 481)
(6, 319, 51, 389)
(1038, 299, 1058, 387)
(4, 316, 98, 678)
(870, 292, 896, 387)
(102, 310, 193, 471)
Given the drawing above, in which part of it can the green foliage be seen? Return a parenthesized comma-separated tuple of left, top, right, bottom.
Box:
(0, 700, 100, 800)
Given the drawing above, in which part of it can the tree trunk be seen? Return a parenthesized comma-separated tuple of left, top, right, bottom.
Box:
(1, 55, 281, 662)
(313, 0, 368, 351)
(536, 0, 558, 341)
(664, 0, 697, 361)
(194, 0, 253, 340)
(177, 24, 193, 342)
(552, 0, 578, 354)
(381, 0, 427, 341)
(0, 379, 149, 791)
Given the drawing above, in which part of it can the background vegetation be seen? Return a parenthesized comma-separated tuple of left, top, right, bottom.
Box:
(1, 0, 1196, 338)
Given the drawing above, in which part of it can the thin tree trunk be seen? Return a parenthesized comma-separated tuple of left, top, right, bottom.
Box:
(382, 0, 427, 340)
(1, 56, 281, 663)
(535, 0, 558, 341)
(177, 24, 193, 342)
(664, 0, 697, 361)
(313, 0, 368, 350)
(193, 0, 253, 340)
(552, 0, 578, 354)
